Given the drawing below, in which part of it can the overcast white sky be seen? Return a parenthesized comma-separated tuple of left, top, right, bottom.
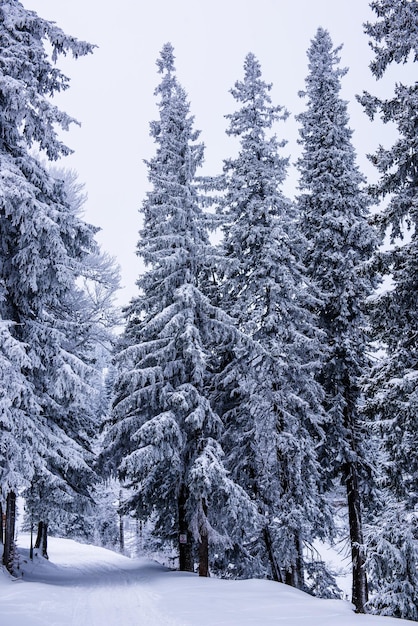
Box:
(22, 1, 412, 305)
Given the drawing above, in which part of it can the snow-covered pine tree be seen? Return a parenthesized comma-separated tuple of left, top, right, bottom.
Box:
(0, 316, 42, 567)
(0, 0, 98, 567)
(296, 28, 378, 613)
(358, 1, 418, 619)
(23, 169, 121, 548)
(215, 52, 333, 589)
(105, 43, 255, 576)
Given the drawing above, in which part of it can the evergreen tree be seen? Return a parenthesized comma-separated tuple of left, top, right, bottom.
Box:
(0, 0, 96, 568)
(296, 28, 378, 613)
(358, 1, 418, 619)
(0, 318, 41, 530)
(105, 44, 255, 577)
(23, 168, 121, 549)
(216, 52, 333, 589)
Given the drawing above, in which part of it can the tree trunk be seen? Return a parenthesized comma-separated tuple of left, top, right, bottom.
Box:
(341, 375, 368, 613)
(136, 518, 143, 556)
(3, 491, 16, 572)
(198, 531, 209, 577)
(198, 500, 209, 577)
(118, 489, 125, 553)
(285, 568, 295, 586)
(41, 522, 48, 559)
(178, 484, 193, 572)
(0, 500, 3, 545)
(345, 462, 368, 613)
(34, 521, 43, 549)
(34, 521, 49, 558)
(29, 513, 34, 561)
(263, 525, 283, 583)
(119, 514, 124, 553)
(294, 532, 304, 590)
(284, 534, 304, 589)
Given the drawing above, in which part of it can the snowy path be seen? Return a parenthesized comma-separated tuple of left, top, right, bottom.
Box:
(0, 536, 414, 626)
(2, 538, 184, 626)
(21, 562, 183, 626)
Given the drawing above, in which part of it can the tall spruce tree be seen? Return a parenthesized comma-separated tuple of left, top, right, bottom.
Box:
(0, 0, 98, 568)
(358, 1, 418, 619)
(216, 53, 333, 590)
(296, 28, 378, 613)
(105, 44, 255, 577)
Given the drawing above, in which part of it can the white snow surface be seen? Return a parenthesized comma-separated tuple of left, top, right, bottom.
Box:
(0, 536, 413, 626)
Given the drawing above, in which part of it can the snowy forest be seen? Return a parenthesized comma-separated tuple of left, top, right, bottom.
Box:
(0, 0, 417, 621)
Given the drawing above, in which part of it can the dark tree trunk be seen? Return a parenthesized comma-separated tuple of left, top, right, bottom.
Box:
(119, 514, 124, 553)
(263, 525, 283, 583)
(285, 569, 295, 586)
(198, 500, 209, 577)
(178, 485, 193, 572)
(284, 534, 304, 589)
(198, 531, 209, 577)
(342, 376, 368, 613)
(41, 522, 48, 559)
(3, 491, 16, 572)
(34, 521, 43, 549)
(34, 521, 49, 558)
(118, 489, 125, 553)
(29, 515, 34, 561)
(295, 533, 304, 589)
(136, 518, 144, 555)
(345, 462, 368, 613)
(0, 500, 3, 544)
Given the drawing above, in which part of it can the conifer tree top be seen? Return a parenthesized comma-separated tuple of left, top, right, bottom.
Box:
(226, 52, 288, 140)
(365, 0, 418, 77)
(0, 0, 95, 160)
(157, 42, 176, 74)
(299, 27, 347, 98)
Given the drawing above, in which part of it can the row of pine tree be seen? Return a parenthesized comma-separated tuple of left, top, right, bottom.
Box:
(0, 0, 417, 621)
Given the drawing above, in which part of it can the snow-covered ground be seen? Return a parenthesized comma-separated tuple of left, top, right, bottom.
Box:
(0, 536, 413, 625)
